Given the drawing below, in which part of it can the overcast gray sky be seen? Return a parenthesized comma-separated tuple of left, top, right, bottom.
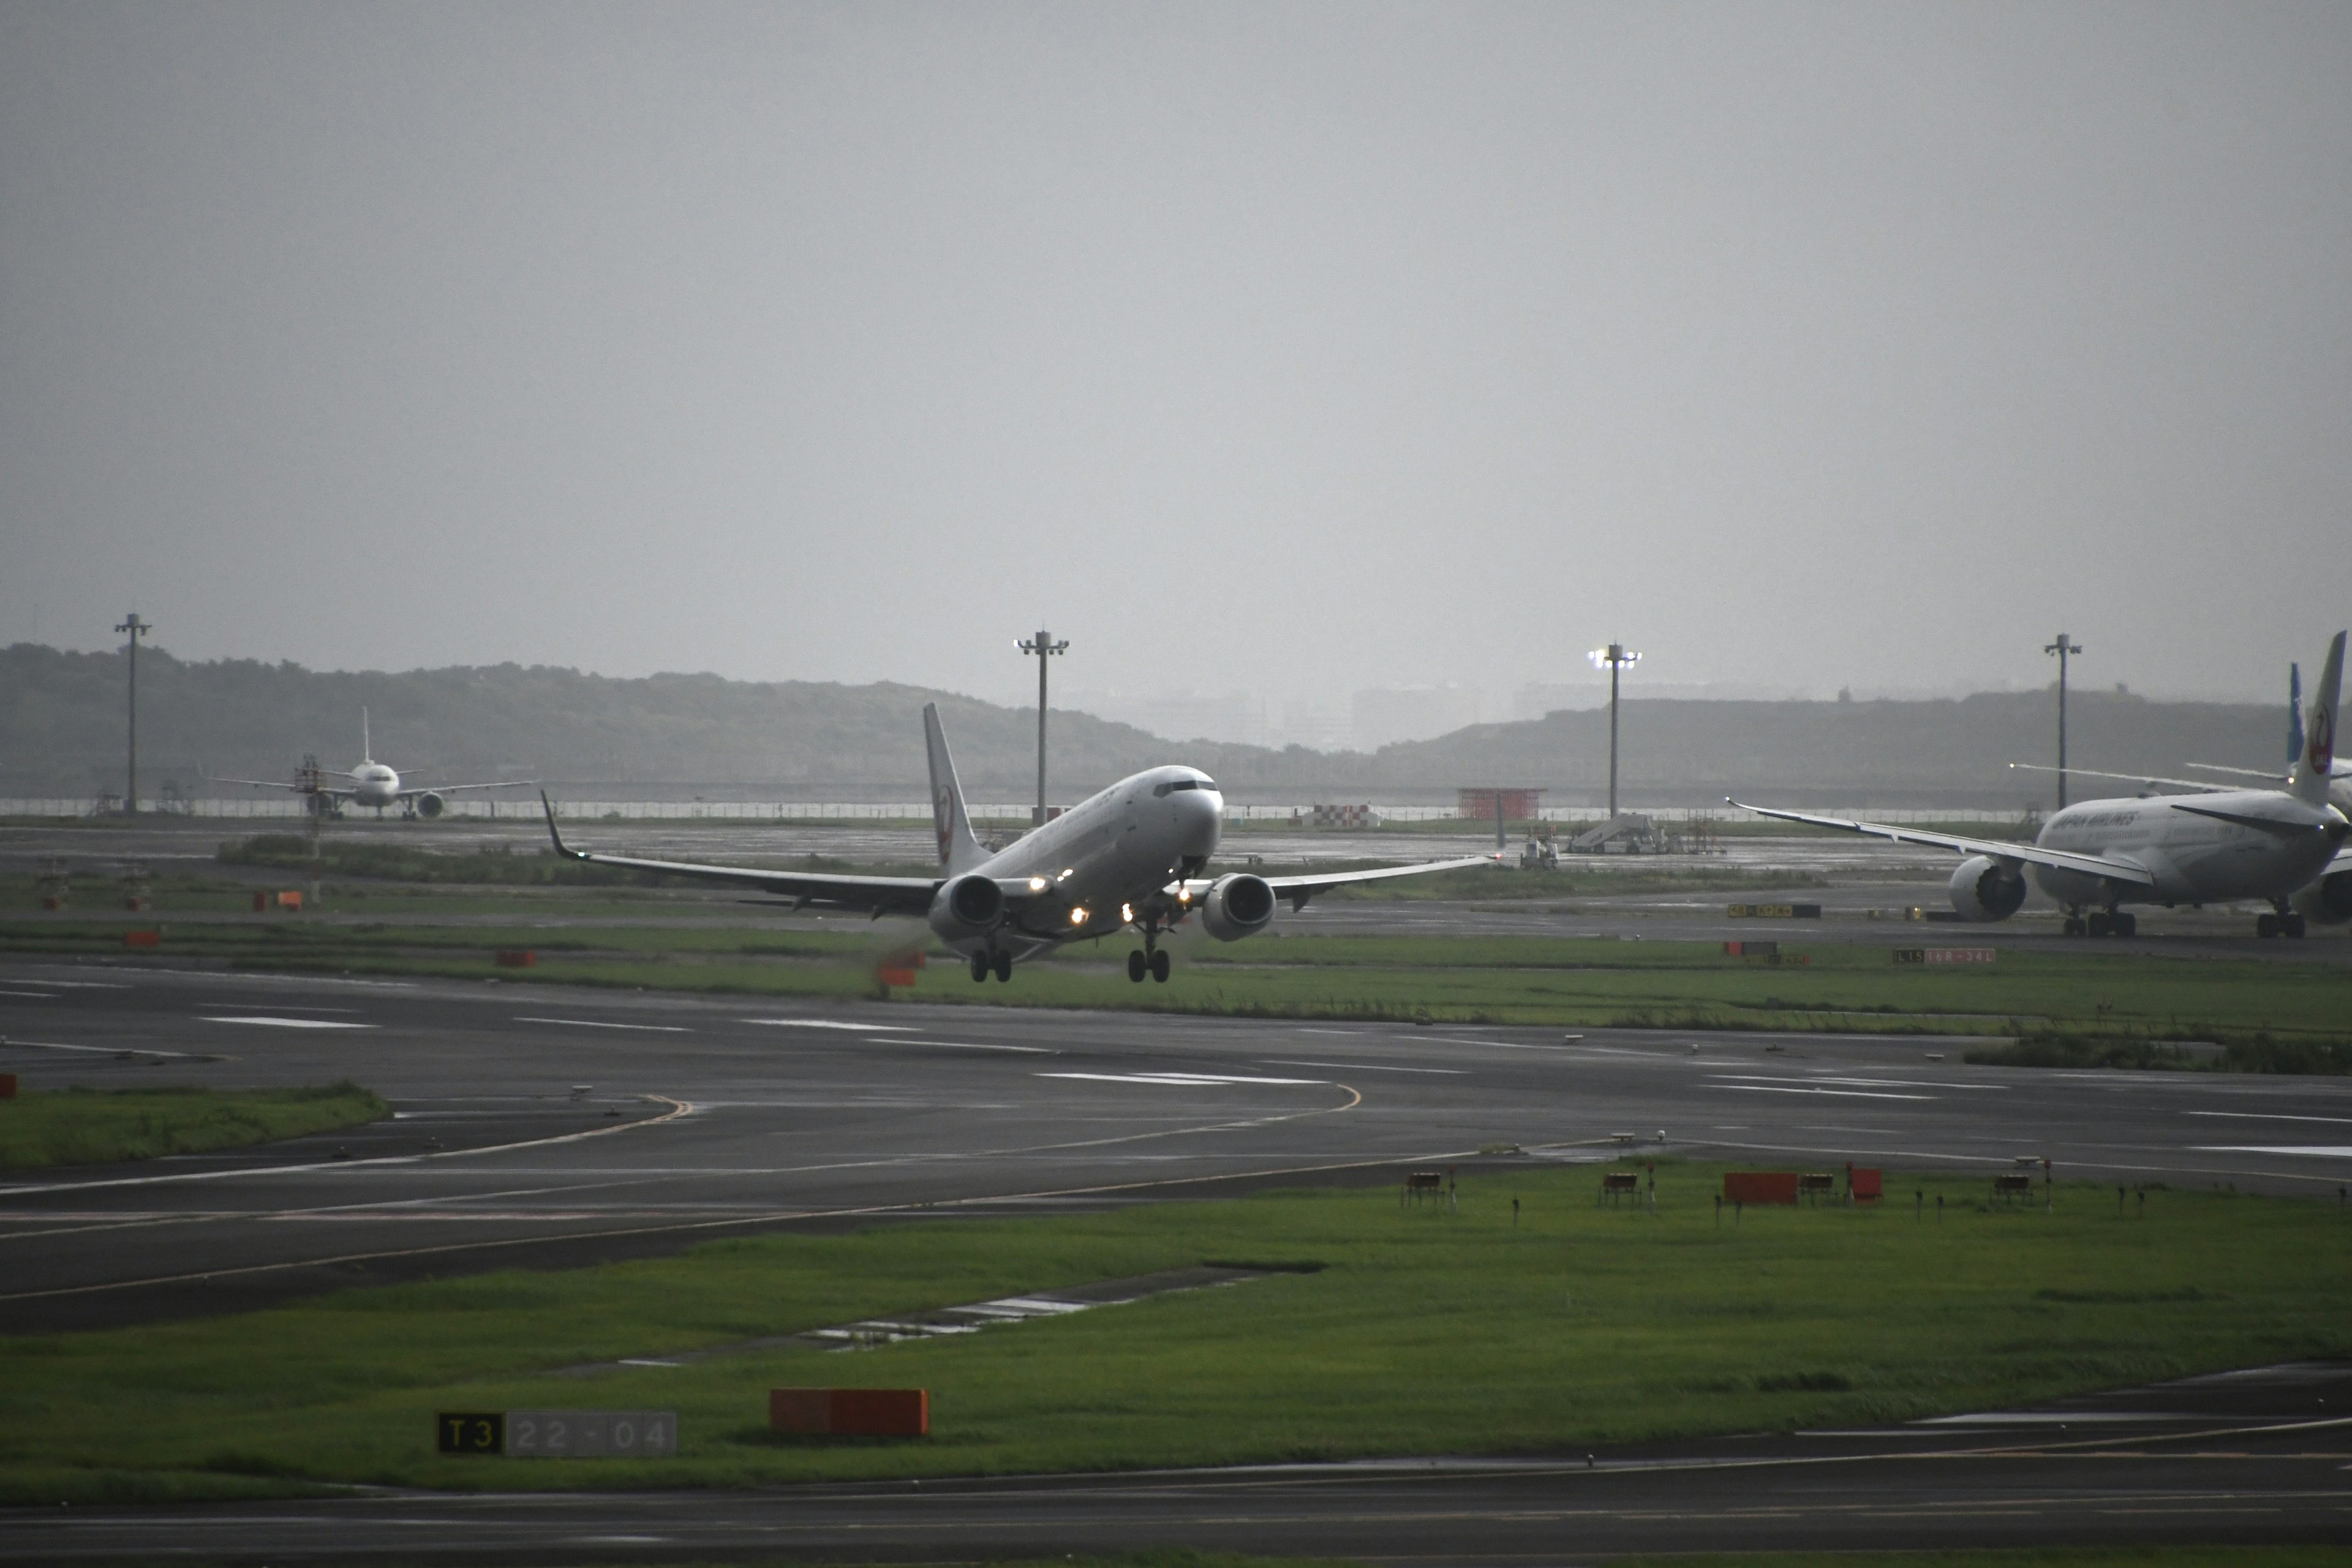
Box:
(4, 1, 2348, 714)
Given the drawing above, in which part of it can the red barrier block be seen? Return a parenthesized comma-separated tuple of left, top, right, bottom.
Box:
(123, 930, 160, 950)
(0, 1072, 17, 1099)
(1723, 1171, 1798, 1205)
(770, 1389, 929, 1438)
(495, 950, 537, 968)
(1849, 1167, 1883, 1202)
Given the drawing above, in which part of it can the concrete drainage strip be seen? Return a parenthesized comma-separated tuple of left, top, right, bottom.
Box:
(549, 1264, 1291, 1378)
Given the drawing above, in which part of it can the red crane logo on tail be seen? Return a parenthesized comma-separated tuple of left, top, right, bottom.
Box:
(2311, 706, 2334, 775)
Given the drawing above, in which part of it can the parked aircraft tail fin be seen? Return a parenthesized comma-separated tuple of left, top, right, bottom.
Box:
(2291, 633, 2344, 807)
(2286, 663, 2304, 764)
(923, 704, 987, 875)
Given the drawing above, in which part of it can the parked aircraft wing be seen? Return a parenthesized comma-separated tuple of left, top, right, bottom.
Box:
(202, 769, 354, 801)
(1725, 799, 2158, 887)
(540, 793, 940, 914)
(398, 778, 538, 797)
(2005, 761, 2224, 794)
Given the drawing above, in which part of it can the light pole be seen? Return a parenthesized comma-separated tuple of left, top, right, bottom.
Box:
(1588, 642, 1640, 820)
(115, 612, 151, 815)
(1017, 628, 1068, 827)
(2044, 633, 2082, 810)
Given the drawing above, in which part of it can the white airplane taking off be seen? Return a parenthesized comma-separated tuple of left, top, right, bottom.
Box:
(540, 703, 1494, 982)
(211, 710, 535, 819)
(1733, 631, 2350, 939)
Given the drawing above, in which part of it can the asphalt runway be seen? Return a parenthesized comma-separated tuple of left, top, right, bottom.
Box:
(8, 1363, 2351, 1562)
(7, 960, 2352, 1337)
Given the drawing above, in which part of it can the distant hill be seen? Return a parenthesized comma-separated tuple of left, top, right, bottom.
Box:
(0, 643, 2290, 809)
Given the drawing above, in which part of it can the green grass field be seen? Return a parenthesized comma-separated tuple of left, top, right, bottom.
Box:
(0, 1082, 388, 1170)
(2, 1163, 2345, 1505)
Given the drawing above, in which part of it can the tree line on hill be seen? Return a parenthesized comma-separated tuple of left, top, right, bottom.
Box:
(0, 642, 2291, 809)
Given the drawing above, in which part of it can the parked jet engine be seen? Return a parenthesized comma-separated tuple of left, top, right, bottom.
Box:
(413, 791, 445, 819)
(1949, 855, 2028, 921)
(927, 872, 1006, 941)
(2293, 868, 2352, 924)
(1200, 872, 1276, 941)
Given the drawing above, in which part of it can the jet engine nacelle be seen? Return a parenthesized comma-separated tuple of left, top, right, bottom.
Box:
(927, 872, 1006, 941)
(1200, 872, 1276, 942)
(2293, 869, 2352, 924)
(1948, 855, 2028, 921)
(414, 791, 445, 819)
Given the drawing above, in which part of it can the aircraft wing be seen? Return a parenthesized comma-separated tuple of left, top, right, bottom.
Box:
(1726, 799, 2158, 887)
(2006, 762, 2224, 794)
(204, 771, 353, 801)
(399, 779, 538, 797)
(1174, 854, 1501, 911)
(540, 794, 940, 914)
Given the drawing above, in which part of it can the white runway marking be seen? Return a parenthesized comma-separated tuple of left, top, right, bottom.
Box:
(897, 1040, 1052, 1054)
(1, 1039, 214, 1058)
(2193, 1145, 2352, 1158)
(2185, 1111, 2352, 1126)
(202, 1016, 374, 1030)
(1719, 1084, 1934, 1102)
(1039, 1072, 1327, 1087)
(7, 979, 130, 989)
(0, 990, 59, 999)
(740, 1019, 909, 1031)
(516, 1017, 691, 1033)
(1259, 1058, 1464, 1075)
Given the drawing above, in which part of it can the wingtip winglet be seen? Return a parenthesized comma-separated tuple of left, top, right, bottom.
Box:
(539, 790, 579, 859)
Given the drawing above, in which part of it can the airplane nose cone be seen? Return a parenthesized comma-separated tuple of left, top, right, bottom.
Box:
(1180, 790, 1223, 856)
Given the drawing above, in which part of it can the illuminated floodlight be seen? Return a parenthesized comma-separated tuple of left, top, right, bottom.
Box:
(1588, 641, 1641, 818)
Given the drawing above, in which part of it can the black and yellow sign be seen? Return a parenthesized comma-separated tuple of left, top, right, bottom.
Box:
(437, 1411, 505, 1455)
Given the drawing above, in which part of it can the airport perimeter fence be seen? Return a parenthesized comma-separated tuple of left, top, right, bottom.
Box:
(2, 797, 2037, 826)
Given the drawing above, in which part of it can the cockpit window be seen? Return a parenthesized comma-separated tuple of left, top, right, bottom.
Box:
(1153, 777, 1218, 797)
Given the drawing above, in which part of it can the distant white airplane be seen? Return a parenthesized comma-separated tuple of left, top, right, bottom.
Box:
(541, 703, 1494, 982)
(1735, 631, 2351, 939)
(211, 710, 535, 819)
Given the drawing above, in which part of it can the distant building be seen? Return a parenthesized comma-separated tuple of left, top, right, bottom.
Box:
(1294, 803, 1382, 829)
(1458, 787, 1545, 821)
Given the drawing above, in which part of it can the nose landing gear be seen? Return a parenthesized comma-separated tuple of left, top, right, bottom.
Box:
(2065, 909, 2136, 938)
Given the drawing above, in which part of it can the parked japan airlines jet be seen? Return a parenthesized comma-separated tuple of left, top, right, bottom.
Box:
(1732, 631, 2350, 940)
(210, 710, 535, 819)
(540, 704, 1494, 982)
(2005, 662, 2352, 925)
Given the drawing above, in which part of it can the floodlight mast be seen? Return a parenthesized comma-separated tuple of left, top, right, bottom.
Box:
(2044, 633, 2083, 810)
(1588, 642, 1640, 819)
(115, 612, 151, 816)
(1017, 628, 1068, 827)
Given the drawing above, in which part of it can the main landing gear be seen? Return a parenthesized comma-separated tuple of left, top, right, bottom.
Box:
(2256, 907, 2308, 940)
(1128, 924, 1172, 984)
(2063, 910, 2137, 938)
(969, 952, 1014, 982)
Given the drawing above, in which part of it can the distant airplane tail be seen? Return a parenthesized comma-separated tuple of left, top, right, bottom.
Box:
(923, 704, 987, 875)
(2290, 633, 2344, 807)
(2286, 662, 2304, 764)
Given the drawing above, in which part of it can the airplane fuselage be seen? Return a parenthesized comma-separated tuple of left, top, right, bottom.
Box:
(2030, 787, 2345, 908)
(347, 763, 401, 809)
(944, 766, 1224, 959)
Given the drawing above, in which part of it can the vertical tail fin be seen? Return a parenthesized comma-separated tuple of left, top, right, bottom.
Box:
(923, 703, 987, 875)
(2290, 633, 2343, 806)
(2286, 663, 2304, 765)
